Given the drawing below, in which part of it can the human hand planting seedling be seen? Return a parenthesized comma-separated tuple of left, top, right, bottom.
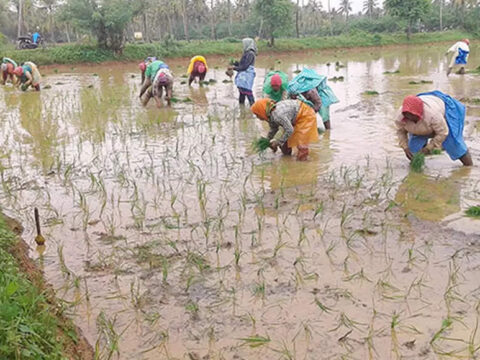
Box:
(251, 98, 319, 160)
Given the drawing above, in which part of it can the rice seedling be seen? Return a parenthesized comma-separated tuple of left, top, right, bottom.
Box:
(185, 300, 200, 320)
(314, 297, 333, 314)
(383, 70, 400, 74)
(363, 90, 379, 96)
(95, 311, 132, 360)
(465, 206, 480, 218)
(252, 281, 265, 299)
(252, 137, 271, 153)
(239, 335, 271, 348)
(410, 153, 425, 173)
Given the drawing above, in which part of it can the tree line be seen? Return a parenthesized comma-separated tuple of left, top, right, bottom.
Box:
(0, 0, 479, 50)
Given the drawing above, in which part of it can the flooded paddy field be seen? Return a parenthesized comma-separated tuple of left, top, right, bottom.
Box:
(1, 43, 480, 359)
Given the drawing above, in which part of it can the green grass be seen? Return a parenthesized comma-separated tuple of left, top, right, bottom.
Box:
(410, 153, 425, 173)
(0, 215, 78, 359)
(465, 206, 480, 218)
(0, 30, 474, 66)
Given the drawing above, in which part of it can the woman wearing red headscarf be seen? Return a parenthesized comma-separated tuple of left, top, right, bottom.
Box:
(251, 98, 319, 161)
(395, 91, 472, 166)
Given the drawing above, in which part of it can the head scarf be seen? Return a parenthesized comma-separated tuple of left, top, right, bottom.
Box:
(158, 72, 168, 84)
(251, 98, 275, 121)
(462, 39, 470, 45)
(402, 95, 423, 121)
(14, 66, 23, 77)
(270, 74, 282, 87)
(242, 38, 257, 55)
(139, 62, 147, 72)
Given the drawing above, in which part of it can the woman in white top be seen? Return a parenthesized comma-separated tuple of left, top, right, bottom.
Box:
(446, 39, 470, 76)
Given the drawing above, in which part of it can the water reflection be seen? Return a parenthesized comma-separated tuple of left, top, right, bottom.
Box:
(19, 92, 58, 172)
(395, 167, 470, 221)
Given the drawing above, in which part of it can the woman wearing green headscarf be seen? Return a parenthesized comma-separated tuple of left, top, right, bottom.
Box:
(263, 71, 288, 102)
(230, 38, 257, 106)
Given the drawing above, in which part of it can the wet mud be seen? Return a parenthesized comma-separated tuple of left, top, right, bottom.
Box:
(0, 44, 480, 359)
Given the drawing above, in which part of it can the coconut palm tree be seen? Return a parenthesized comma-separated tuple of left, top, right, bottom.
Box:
(338, 0, 352, 21)
(363, 0, 377, 18)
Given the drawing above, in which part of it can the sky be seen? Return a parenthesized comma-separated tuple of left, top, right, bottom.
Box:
(319, 0, 383, 14)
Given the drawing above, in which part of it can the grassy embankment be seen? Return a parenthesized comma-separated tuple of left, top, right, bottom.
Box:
(0, 215, 92, 360)
(0, 30, 474, 66)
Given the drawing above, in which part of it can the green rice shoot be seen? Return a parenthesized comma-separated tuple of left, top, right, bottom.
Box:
(465, 206, 480, 218)
(431, 149, 442, 155)
(410, 153, 425, 173)
(363, 90, 379, 95)
(252, 137, 271, 153)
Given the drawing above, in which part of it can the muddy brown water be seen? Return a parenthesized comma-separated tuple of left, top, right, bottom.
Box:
(1, 44, 480, 359)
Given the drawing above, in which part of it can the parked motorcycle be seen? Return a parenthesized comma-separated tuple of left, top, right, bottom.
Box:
(17, 35, 45, 50)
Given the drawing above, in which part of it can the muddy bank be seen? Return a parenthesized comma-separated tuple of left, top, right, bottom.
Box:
(1, 213, 94, 360)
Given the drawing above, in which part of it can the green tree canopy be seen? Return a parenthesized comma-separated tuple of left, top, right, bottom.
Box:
(254, 0, 293, 46)
(61, 0, 138, 51)
(384, 0, 430, 39)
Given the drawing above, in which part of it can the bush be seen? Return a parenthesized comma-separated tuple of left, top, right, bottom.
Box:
(0, 32, 7, 47)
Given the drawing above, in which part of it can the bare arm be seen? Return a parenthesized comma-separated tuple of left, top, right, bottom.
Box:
(24, 71, 33, 86)
(426, 115, 449, 151)
(267, 121, 279, 140)
(273, 113, 294, 145)
(139, 78, 152, 98)
(394, 111, 409, 150)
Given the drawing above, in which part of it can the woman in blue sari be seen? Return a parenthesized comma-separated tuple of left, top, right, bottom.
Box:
(395, 91, 473, 166)
(231, 38, 257, 106)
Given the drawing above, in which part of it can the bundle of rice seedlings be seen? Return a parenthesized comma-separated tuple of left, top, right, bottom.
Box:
(252, 137, 271, 153)
(410, 153, 425, 172)
(465, 206, 480, 218)
(431, 149, 442, 155)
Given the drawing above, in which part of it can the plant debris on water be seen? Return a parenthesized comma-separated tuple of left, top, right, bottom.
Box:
(383, 69, 400, 74)
(363, 90, 379, 95)
(465, 206, 480, 218)
(252, 137, 271, 153)
(410, 153, 425, 172)
(329, 76, 344, 82)
(460, 97, 480, 104)
(409, 80, 433, 85)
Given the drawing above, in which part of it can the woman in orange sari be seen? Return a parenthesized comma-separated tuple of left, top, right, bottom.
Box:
(251, 98, 319, 161)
